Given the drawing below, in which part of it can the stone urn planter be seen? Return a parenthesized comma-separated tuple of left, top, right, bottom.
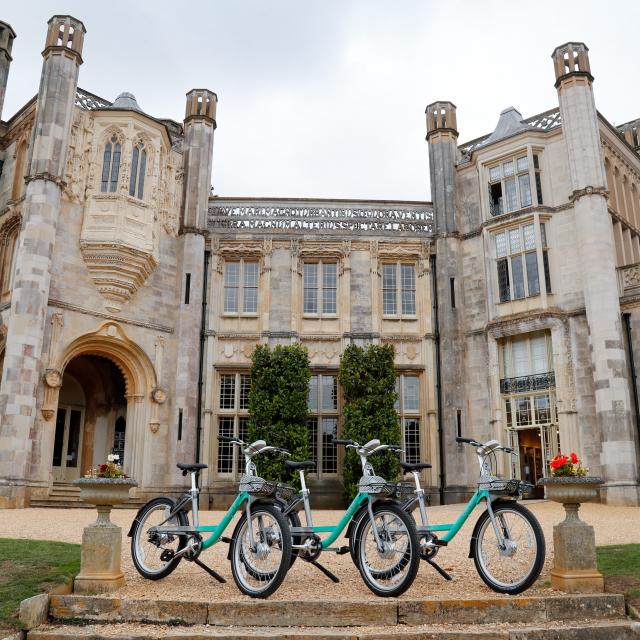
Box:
(538, 476, 604, 593)
(73, 477, 137, 594)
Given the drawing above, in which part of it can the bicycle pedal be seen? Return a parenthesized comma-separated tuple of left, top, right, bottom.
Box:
(220, 536, 232, 544)
(434, 539, 448, 547)
(335, 546, 350, 555)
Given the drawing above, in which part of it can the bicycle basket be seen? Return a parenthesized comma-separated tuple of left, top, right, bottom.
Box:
(359, 476, 397, 496)
(394, 482, 416, 501)
(478, 477, 533, 497)
(239, 475, 278, 497)
(275, 483, 296, 501)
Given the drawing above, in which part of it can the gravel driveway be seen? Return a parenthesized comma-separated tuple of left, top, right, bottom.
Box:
(1, 501, 638, 602)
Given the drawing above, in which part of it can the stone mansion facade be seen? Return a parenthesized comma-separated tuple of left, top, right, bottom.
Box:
(0, 15, 639, 508)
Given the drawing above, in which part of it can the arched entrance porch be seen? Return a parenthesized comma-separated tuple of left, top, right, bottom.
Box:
(51, 356, 127, 481)
(44, 321, 161, 490)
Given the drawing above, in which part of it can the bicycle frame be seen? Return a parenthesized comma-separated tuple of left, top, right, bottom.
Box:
(422, 488, 491, 543)
(289, 491, 369, 550)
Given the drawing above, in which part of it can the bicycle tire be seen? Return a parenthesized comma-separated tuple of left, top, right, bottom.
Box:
(130, 496, 188, 580)
(230, 502, 292, 598)
(472, 501, 545, 594)
(353, 501, 420, 597)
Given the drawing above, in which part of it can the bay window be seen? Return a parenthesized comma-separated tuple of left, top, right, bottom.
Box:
(494, 221, 551, 303)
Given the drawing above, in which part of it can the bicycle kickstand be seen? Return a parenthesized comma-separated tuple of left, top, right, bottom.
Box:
(308, 559, 340, 583)
(426, 557, 452, 581)
(193, 557, 227, 583)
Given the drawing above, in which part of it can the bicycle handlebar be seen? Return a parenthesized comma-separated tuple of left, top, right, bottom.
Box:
(333, 438, 356, 446)
(219, 434, 244, 444)
(455, 436, 483, 447)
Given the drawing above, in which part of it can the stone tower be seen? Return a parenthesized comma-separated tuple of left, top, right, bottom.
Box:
(0, 20, 16, 120)
(173, 89, 217, 465)
(0, 16, 85, 508)
(426, 101, 466, 503)
(552, 42, 640, 505)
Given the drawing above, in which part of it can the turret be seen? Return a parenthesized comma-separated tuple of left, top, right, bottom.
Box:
(181, 89, 217, 231)
(0, 16, 85, 508)
(551, 41, 639, 506)
(426, 101, 458, 234)
(0, 21, 16, 121)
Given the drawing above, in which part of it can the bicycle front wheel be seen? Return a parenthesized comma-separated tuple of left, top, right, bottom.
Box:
(354, 502, 420, 597)
(472, 501, 545, 594)
(230, 503, 291, 598)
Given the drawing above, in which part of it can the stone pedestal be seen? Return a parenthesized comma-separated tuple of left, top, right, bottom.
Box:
(73, 477, 136, 594)
(539, 476, 604, 593)
(550, 503, 604, 593)
(74, 505, 125, 594)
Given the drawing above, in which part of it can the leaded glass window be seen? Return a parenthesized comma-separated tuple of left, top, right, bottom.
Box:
(217, 372, 251, 476)
(382, 263, 417, 317)
(395, 374, 422, 465)
(129, 143, 147, 199)
(303, 262, 337, 316)
(308, 374, 339, 475)
(100, 135, 121, 193)
(493, 222, 550, 302)
(223, 260, 259, 314)
(487, 154, 534, 216)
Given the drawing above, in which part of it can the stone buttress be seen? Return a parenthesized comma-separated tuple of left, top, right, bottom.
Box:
(552, 43, 640, 505)
(0, 16, 85, 507)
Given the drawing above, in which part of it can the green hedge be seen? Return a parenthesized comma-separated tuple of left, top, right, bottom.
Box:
(248, 343, 310, 483)
(338, 343, 400, 500)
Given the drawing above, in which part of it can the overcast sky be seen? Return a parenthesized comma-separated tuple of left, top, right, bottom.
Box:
(3, 1, 639, 201)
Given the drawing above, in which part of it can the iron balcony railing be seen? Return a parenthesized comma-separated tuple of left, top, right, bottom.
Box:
(500, 371, 555, 395)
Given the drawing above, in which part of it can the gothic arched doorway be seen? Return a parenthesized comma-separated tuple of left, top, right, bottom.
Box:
(51, 355, 127, 481)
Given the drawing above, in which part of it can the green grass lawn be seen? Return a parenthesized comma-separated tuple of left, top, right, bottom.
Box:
(597, 544, 640, 614)
(0, 538, 80, 635)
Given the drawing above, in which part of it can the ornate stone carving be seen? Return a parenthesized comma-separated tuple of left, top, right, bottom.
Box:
(151, 387, 167, 404)
(621, 263, 640, 291)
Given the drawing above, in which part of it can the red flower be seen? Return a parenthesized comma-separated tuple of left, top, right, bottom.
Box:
(99, 464, 108, 472)
(570, 452, 578, 464)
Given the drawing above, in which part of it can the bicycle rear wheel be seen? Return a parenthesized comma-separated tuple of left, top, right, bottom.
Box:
(472, 501, 545, 594)
(230, 503, 291, 598)
(130, 497, 188, 580)
(353, 502, 420, 597)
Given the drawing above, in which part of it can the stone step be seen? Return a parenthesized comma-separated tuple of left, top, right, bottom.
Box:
(26, 619, 640, 640)
(48, 594, 627, 628)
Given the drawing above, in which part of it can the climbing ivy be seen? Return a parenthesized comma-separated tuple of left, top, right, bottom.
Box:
(338, 343, 400, 500)
(247, 343, 310, 483)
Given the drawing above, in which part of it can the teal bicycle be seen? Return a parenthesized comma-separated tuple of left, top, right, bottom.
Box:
(128, 436, 293, 598)
(282, 437, 420, 597)
(399, 436, 545, 594)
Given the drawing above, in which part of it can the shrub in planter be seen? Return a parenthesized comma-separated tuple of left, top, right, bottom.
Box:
(248, 343, 311, 484)
(338, 343, 400, 500)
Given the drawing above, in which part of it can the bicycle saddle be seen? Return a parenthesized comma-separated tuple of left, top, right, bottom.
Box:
(400, 462, 432, 472)
(284, 459, 316, 470)
(176, 462, 208, 472)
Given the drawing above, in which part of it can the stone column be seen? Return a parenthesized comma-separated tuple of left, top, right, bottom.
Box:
(0, 21, 16, 120)
(173, 90, 217, 466)
(426, 101, 466, 502)
(552, 42, 640, 505)
(0, 16, 85, 508)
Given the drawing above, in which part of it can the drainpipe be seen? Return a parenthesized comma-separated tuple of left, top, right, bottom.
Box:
(195, 250, 210, 464)
(431, 254, 446, 505)
(623, 312, 640, 445)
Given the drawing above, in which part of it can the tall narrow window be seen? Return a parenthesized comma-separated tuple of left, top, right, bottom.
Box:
(308, 374, 339, 475)
(129, 142, 147, 199)
(494, 222, 549, 302)
(395, 374, 422, 465)
(383, 263, 416, 317)
(217, 372, 251, 476)
(223, 260, 259, 314)
(101, 135, 121, 193)
(303, 261, 337, 316)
